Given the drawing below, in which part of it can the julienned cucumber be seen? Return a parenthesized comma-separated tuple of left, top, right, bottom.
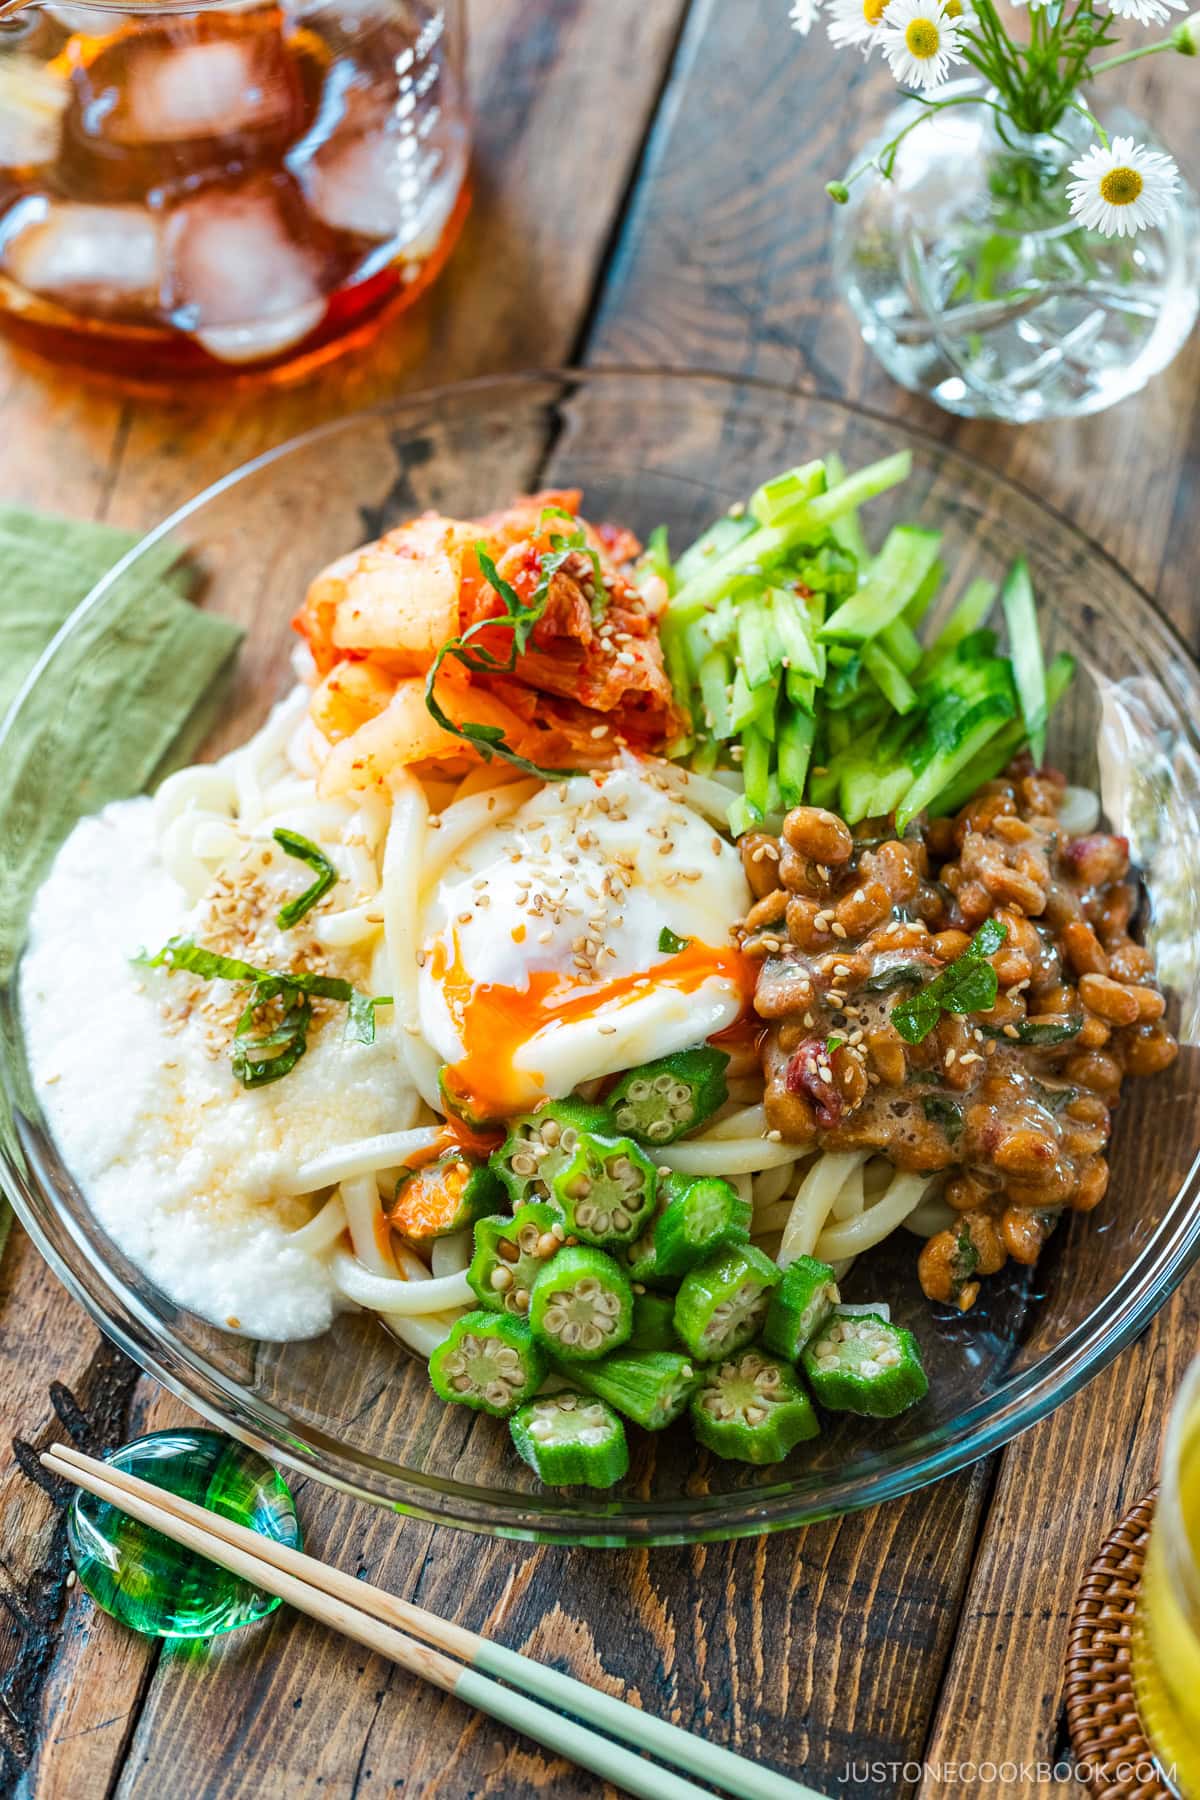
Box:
(657, 451, 1073, 831)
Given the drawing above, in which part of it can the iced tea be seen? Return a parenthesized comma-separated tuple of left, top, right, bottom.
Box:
(0, 0, 469, 379)
(1133, 1358, 1200, 1797)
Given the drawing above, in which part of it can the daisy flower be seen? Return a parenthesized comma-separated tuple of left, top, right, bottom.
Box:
(1103, 0, 1184, 23)
(877, 0, 965, 89)
(789, 0, 824, 34)
(827, 0, 889, 52)
(1067, 136, 1181, 238)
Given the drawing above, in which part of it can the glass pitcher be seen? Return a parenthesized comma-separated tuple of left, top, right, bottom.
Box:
(0, 0, 469, 380)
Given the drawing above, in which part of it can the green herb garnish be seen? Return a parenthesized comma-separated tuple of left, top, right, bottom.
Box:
(922, 1094, 963, 1141)
(891, 917, 1007, 1046)
(273, 827, 337, 929)
(137, 936, 392, 1087)
(826, 1034, 845, 1054)
(424, 520, 607, 778)
(658, 927, 691, 955)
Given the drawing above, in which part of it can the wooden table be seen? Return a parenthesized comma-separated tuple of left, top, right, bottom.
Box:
(2, 5, 1199, 1795)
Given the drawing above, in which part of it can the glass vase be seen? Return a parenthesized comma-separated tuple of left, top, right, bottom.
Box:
(832, 81, 1200, 422)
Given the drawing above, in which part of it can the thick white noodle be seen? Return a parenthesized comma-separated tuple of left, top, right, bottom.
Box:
(653, 762, 745, 828)
(752, 1161, 796, 1210)
(656, 1137, 801, 1177)
(431, 1231, 472, 1278)
(387, 1311, 465, 1357)
(814, 1171, 932, 1261)
(730, 1172, 754, 1211)
(453, 762, 530, 802)
(705, 1103, 769, 1141)
(902, 1195, 959, 1239)
(283, 1124, 438, 1195)
(778, 1152, 868, 1266)
(311, 903, 385, 950)
(831, 1163, 866, 1221)
(381, 771, 442, 1110)
(340, 1173, 397, 1276)
(287, 1190, 349, 1255)
(332, 1252, 474, 1315)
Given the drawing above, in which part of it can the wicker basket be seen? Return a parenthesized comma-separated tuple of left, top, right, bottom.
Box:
(1064, 1488, 1173, 1799)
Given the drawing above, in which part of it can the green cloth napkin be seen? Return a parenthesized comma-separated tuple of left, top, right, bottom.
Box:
(0, 508, 244, 1260)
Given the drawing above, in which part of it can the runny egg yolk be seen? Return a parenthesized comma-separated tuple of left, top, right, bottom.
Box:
(432, 936, 754, 1121)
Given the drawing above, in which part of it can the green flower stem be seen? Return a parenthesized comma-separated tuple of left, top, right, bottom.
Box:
(840, 93, 1008, 192)
(1087, 36, 1179, 74)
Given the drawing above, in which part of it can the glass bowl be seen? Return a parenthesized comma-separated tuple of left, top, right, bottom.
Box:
(3, 369, 1200, 1546)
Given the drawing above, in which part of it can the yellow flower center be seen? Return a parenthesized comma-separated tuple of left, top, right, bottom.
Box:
(944, 0, 963, 16)
(863, 0, 887, 25)
(905, 17, 941, 55)
(1099, 166, 1144, 207)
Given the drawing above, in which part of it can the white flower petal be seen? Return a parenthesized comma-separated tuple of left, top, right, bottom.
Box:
(1067, 136, 1181, 238)
(789, 0, 824, 33)
(876, 0, 965, 88)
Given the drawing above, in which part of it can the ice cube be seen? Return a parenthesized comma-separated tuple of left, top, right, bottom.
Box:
(296, 122, 466, 250)
(59, 18, 307, 204)
(163, 176, 331, 363)
(77, 22, 304, 147)
(0, 60, 68, 169)
(0, 193, 162, 312)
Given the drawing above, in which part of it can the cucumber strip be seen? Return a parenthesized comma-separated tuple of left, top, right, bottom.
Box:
(839, 758, 883, 825)
(862, 641, 918, 714)
(698, 647, 735, 740)
(730, 667, 775, 735)
(820, 525, 942, 644)
(894, 702, 1014, 829)
(661, 627, 694, 724)
(777, 704, 815, 807)
(666, 451, 912, 624)
(741, 725, 772, 817)
(749, 459, 826, 526)
(808, 764, 838, 808)
(880, 615, 923, 673)
(923, 575, 998, 661)
(931, 652, 1075, 814)
(726, 792, 764, 840)
(867, 764, 915, 819)
(1000, 556, 1048, 765)
(824, 452, 871, 565)
(736, 595, 784, 689)
(673, 511, 755, 586)
(903, 558, 945, 629)
(691, 736, 720, 774)
(785, 670, 816, 712)
(773, 587, 823, 678)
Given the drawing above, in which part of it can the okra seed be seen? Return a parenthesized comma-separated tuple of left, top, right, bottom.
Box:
(552, 1223, 566, 1242)
(496, 1348, 521, 1370)
(485, 1380, 511, 1405)
(567, 1176, 592, 1199)
(442, 1353, 466, 1377)
(541, 1120, 562, 1148)
(529, 1418, 554, 1440)
(581, 1324, 603, 1350)
(536, 1232, 559, 1257)
(745, 1404, 767, 1426)
(513, 1288, 530, 1312)
(577, 1279, 600, 1299)
(498, 1241, 520, 1263)
(612, 1207, 631, 1231)
(652, 1074, 674, 1094)
(646, 1119, 674, 1141)
(627, 1080, 652, 1102)
(860, 1359, 881, 1378)
(668, 1083, 691, 1106)
(451, 1375, 473, 1393)
(490, 1267, 514, 1292)
(595, 1292, 620, 1317)
(511, 1153, 538, 1177)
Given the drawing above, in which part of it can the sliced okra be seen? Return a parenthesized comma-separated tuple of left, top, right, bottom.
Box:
(624, 1223, 662, 1287)
(509, 1392, 629, 1488)
(552, 1131, 657, 1246)
(691, 1349, 820, 1464)
(673, 1244, 781, 1363)
(490, 1098, 614, 1206)
(652, 1173, 751, 1280)
(567, 1347, 699, 1431)
(607, 1046, 730, 1145)
(389, 1152, 504, 1242)
(467, 1202, 564, 1317)
(628, 1290, 680, 1353)
(529, 1245, 633, 1362)
(801, 1311, 929, 1418)
(428, 1311, 546, 1417)
(762, 1255, 841, 1362)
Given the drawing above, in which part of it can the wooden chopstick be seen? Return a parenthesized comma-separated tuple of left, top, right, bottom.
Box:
(43, 1444, 828, 1800)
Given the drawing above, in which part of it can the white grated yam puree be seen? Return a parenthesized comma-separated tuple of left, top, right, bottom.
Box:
(20, 798, 410, 1340)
